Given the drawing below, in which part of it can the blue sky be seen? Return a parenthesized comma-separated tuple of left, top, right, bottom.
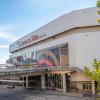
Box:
(0, 0, 97, 63)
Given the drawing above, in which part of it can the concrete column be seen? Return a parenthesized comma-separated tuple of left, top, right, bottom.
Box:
(92, 80, 95, 95)
(41, 74, 45, 89)
(26, 76, 29, 88)
(62, 73, 66, 93)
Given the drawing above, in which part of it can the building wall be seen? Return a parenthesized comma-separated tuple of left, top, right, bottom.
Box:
(70, 72, 91, 82)
(10, 27, 100, 69)
(9, 7, 99, 52)
(9, 7, 100, 70)
(8, 7, 99, 94)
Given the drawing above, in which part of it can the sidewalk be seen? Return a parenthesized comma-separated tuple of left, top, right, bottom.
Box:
(30, 89, 85, 97)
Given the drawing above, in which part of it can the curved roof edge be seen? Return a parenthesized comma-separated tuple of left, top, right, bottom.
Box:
(9, 7, 100, 53)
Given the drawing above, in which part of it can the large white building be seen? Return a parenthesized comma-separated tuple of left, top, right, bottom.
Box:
(9, 7, 100, 94)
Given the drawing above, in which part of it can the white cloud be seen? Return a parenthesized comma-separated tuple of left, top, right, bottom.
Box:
(0, 45, 9, 49)
(0, 31, 18, 41)
(0, 51, 9, 64)
(0, 25, 19, 42)
(0, 25, 13, 31)
(0, 59, 6, 64)
(0, 25, 18, 64)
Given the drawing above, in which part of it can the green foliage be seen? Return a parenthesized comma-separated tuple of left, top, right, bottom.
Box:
(97, 18, 100, 23)
(97, 0, 100, 22)
(97, 0, 100, 8)
(97, 10, 100, 15)
(84, 59, 100, 90)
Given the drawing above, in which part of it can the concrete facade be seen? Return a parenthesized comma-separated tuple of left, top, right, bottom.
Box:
(8, 7, 100, 94)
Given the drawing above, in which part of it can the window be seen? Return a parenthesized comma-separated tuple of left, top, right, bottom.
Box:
(83, 83, 92, 90)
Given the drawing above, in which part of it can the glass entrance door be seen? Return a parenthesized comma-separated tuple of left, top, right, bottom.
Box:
(45, 74, 62, 90)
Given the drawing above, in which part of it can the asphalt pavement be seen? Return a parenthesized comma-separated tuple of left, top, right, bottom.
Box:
(0, 86, 95, 100)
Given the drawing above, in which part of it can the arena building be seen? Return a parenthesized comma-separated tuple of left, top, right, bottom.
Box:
(8, 7, 100, 94)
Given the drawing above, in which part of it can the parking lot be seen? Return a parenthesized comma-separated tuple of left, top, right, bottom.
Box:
(0, 86, 95, 100)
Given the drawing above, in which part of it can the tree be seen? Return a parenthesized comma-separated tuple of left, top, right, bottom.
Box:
(84, 59, 100, 90)
(97, 0, 100, 22)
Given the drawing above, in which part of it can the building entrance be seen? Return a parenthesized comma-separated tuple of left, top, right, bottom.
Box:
(24, 75, 41, 89)
(29, 75, 41, 88)
(65, 74, 70, 92)
(45, 73, 71, 92)
(45, 74, 62, 90)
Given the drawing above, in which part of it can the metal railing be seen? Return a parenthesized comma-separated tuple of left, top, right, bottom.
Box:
(0, 66, 69, 76)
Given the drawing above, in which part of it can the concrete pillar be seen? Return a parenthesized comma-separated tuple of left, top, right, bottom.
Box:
(62, 73, 66, 93)
(26, 76, 29, 88)
(41, 74, 45, 89)
(92, 80, 95, 95)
